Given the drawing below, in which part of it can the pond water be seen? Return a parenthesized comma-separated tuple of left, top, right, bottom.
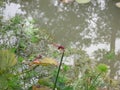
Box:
(1, 0, 120, 79)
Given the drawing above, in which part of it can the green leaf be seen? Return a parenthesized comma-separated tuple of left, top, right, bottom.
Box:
(18, 56, 24, 62)
(75, 0, 90, 4)
(63, 65, 70, 71)
(9, 48, 16, 53)
(19, 41, 26, 49)
(97, 64, 108, 73)
(31, 36, 39, 43)
(105, 51, 115, 60)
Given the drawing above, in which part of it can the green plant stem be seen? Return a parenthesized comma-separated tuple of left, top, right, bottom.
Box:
(53, 51, 64, 90)
(89, 72, 102, 90)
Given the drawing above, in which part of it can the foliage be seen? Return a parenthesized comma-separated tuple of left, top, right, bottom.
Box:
(51, 65, 72, 90)
(64, 48, 110, 90)
(105, 51, 116, 60)
(96, 63, 108, 73)
(0, 50, 20, 90)
(73, 64, 108, 90)
(31, 57, 58, 66)
(0, 72, 22, 90)
(0, 15, 116, 90)
(0, 15, 54, 89)
(0, 15, 53, 57)
(0, 50, 17, 73)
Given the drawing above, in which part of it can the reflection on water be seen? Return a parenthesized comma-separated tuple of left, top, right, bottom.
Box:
(1, 0, 120, 80)
(3, 3, 25, 20)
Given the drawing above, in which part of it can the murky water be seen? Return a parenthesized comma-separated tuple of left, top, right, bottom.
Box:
(1, 0, 120, 80)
